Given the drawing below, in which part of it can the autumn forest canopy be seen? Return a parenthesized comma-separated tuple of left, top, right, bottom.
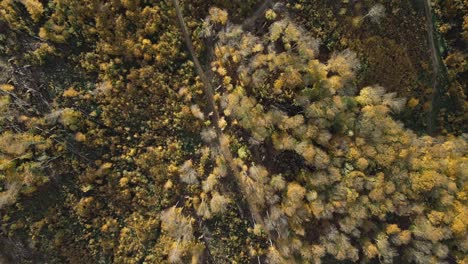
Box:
(0, 0, 467, 263)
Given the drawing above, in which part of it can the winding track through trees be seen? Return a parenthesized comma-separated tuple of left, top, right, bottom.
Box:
(421, 0, 445, 134)
(172, 0, 278, 259)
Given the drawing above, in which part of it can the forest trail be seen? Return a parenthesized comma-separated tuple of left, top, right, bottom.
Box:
(172, 0, 277, 258)
(422, 0, 444, 134)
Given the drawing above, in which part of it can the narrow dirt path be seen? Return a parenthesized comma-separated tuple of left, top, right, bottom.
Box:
(172, 0, 278, 256)
(422, 0, 443, 134)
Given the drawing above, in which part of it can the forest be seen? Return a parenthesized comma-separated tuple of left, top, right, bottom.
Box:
(0, 0, 466, 263)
